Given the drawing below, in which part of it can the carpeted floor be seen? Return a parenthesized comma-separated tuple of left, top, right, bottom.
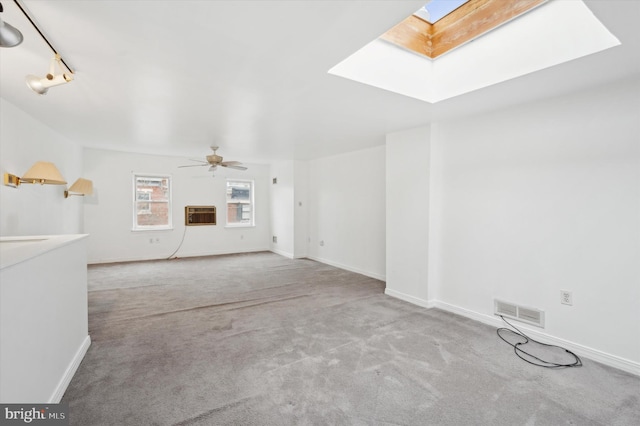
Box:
(63, 252, 640, 425)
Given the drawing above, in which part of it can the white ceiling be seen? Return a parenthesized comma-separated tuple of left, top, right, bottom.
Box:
(0, 0, 638, 162)
(330, 1, 621, 103)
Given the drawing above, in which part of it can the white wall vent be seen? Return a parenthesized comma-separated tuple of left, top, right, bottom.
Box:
(494, 299, 545, 328)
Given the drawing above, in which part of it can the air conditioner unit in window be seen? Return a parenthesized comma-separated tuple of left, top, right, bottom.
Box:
(185, 206, 216, 226)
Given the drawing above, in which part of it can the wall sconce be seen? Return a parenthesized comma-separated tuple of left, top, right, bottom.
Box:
(3, 161, 67, 188)
(64, 178, 93, 198)
(0, 2, 23, 47)
(26, 54, 74, 95)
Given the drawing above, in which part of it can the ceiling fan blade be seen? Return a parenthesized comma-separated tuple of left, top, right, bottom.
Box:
(187, 158, 208, 163)
(221, 164, 248, 171)
(220, 161, 242, 166)
(178, 164, 209, 168)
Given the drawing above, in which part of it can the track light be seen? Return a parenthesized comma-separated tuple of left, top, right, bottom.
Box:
(0, 2, 23, 47)
(26, 54, 73, 95)
(3, 0, 75, 93)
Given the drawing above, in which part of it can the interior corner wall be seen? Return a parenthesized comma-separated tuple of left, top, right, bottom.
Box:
(293, 160, 309, 258)
(430, 77, 640, 366)
(270, 160, 295, 258)
(0, 98, 84, 236)
(307, 146, 386, 280)
(83, 148, 271, 264)
(385, 126, 431, 306)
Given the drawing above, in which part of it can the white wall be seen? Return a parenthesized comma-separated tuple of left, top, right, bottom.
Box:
(427, 77, 640, 369)
(83, 148, 271, 263)
(307, 146, 386, 280)
(385, 126, 431, 306)
(0, 99, 83, 236)
(1, 236, 89, 403)
(270, 161, 295, 257)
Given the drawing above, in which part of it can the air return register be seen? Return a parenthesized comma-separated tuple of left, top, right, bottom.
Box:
(185, 206, 216, 226)
(494, 299, 545, 328)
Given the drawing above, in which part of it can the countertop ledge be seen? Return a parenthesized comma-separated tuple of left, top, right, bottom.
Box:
(0, 234, 88, 270)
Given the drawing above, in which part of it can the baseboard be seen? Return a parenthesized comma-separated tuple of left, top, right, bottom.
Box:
(89, 247, 271, 265)
(49, 335, 91, 403)
(270, 248, 294, 259)
(430, 300, 640, 377)
(384, 288, 435, 309)
(306, 255, 385, 281)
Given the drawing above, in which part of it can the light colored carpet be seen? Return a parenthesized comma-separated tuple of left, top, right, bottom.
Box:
(63, 252, 640, 425)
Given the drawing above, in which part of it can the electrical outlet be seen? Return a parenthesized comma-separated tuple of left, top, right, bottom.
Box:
(560, 290, 573, 306)
(319, 240, 324, 246)
(272, 236, 277, 243)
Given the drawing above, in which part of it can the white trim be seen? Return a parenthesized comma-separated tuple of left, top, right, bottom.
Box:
(271, 249, 294, 259)
(417, 299, 640, 377)
(49, 335, 91, 403)
(89, 247, 271, 265)
(130, 227, 174, 233)
(384, 288, 435, 309)
(306, 255, 385, 281)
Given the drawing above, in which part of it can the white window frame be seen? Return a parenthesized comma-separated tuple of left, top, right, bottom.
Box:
(132, 173, 173, 231)
(225, 179, 255, 228)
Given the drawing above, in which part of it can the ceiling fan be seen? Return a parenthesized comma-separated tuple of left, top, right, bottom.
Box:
(178, 146, 247, 174)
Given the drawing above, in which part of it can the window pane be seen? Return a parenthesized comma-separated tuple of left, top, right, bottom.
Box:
(137, 201, 151, 213)
(136, 202, 169, 226)
(136, 177, 169, 201)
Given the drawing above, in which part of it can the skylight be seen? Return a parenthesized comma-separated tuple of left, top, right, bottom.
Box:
(414, 0, 470, 24)
(385, 0, 548, 59)
(329, 0, 621, 104)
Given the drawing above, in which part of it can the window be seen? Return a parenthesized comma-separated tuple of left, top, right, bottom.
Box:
(226, 180, 254, 227)
(133, 174, 172, 230)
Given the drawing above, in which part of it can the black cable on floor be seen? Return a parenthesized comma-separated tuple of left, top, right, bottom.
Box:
(166, 226, 188, 260)
(497, 315, 582, 369)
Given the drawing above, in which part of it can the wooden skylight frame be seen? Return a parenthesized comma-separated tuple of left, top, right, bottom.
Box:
(380, 0, 547, 59)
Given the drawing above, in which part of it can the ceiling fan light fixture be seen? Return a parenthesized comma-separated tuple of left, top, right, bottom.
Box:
(0, 3, 23, 48)
(178, 146, 247, 175)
